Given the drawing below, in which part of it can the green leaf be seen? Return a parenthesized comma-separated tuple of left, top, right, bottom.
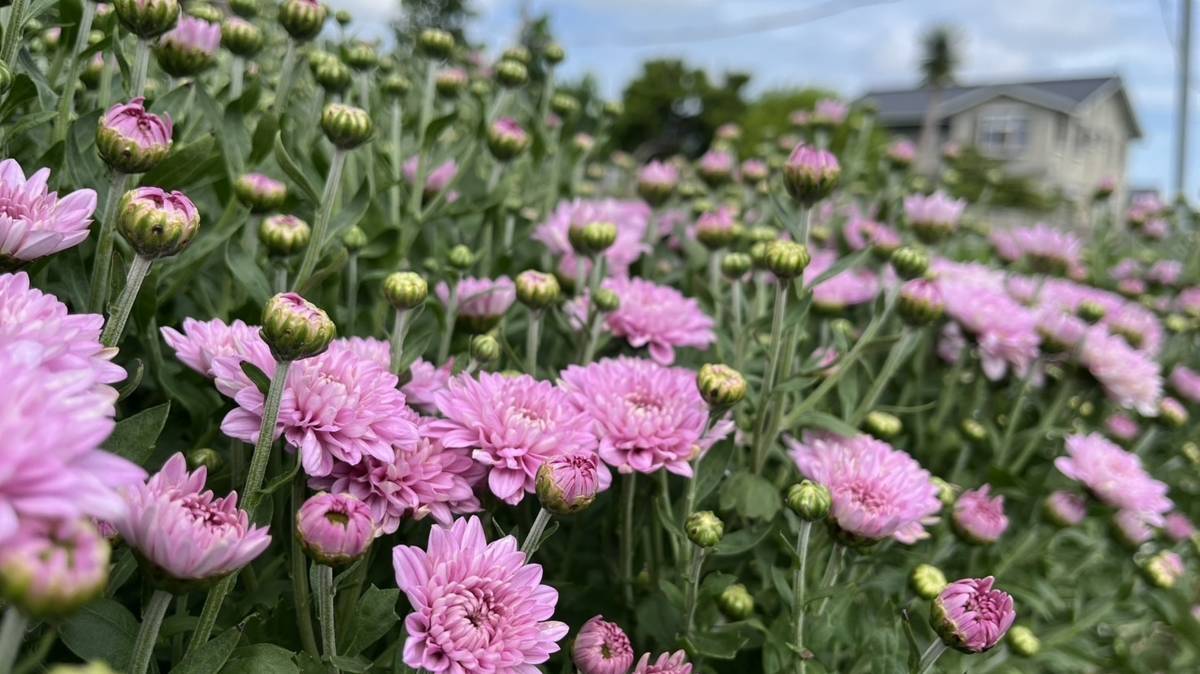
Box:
(344, 585, 401, 655)
(329, 655, 372, 673)
(224, 240, 272, 306)
(694, 441, 735, 506)
(240, 361, 272, 396)
(683, 629, 749, 660)
(794, 411, 859, 438)
(221, 645, 299, 674)
(422, 111, 460, 149)
(101, 402, 171, 466)
(60, 599, 139, 671)
(718, 470, 782, 521)
(116, 359, 145, 401)
(714, 522, 775, 557)
(250, 114, 280, 166)
(173, 622, 246, 674)
(274, 133, 322, 204)
(141, 136, 221, 191)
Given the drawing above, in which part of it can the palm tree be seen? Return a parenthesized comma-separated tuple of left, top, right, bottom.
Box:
(917, 27, 959, 173)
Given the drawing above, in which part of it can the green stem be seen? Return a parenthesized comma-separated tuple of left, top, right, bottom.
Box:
(52, 0, 97, 142)
(1, 0, 29, 67)
(581, 257, 607, 364)
(87, 171, 131, 314)
(345, 254, 359, 334)
(317, 565, 339, 671)
(731, 280, 745, 371)
(129, 590, 172, 674)
(129, 38, 151, 98)
(389, 309, 411, 375)
(914, 640, 948, 674)
(658, 470, 680, 564)
(230, 56, 245, 100)
(996, 363, 1038, 466)
(406, 61, 437, 220)
(541, 127, 565, 218)
(1010, 377, 1073, 473)
(272, 41, 299, 118)
(100, 254, 152, 348)
(684, 547, 707, 639)
(849, 329, 919, 426)
(708, 252, 724, 326)
(436, 281, 458, 363)
(292, 472, 319, 657)
(752, 280, 790, 475)
(525, 310, 542, 376)
(390, 99, 404, 246)
(520, 508, 553, 559)
(274, 265, 288, 294)
(793, 521, 813, 673)
(98, 52, 115, 110)
(12, 624, 55, 674)
(0, 608, 27, 674)
(621, 474, 637, 606)
(292, 149, 348, 291)
(816, 544, 845, 615)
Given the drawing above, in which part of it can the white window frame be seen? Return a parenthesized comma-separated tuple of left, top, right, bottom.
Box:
(977, 105, 1030, 158)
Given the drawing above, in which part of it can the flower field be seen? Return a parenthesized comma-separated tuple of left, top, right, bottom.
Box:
(1, 2, 1199, 674)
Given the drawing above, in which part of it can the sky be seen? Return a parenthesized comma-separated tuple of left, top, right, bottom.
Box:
(336, 0, 1199, 196)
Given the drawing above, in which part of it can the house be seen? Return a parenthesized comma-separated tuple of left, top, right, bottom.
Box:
(858, 75, 1142, 206)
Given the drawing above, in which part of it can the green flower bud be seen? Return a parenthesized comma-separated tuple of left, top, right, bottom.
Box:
(1142, 550, 1184, 588)
(516, 270, 561, 310)
(383, 272, 428, 310)
(502, 45, 531, 65)
(187, 447, 223, 472)
(494, 59, 528, 88)
(898, 279, 945, 326)
(594, 288, 620, 313)
(117, 187, 200, 259)
(315, 58, 353, 93)
(81, 53, 105, 89)
(278, 0, 327, 41)
(334, 9, 352, 26)
(863, 410, 902, 439)
(1158, 397, 1189, 428)
(931, 477, 958, 507)
(603, 100, 624, 118)
(155, 25, 218, 77)
(890, 246, 929, 279)
(47, 664, 120, 674)
(487, 118, 530, 162)
(187, 3, 222, 24)
(568, 220, 618, 255)
(96, 98, 174, 175)
(550, 92, 579, 117)
(382, 74, 411, 98)
(435, 67, 467, 97)
(0, 520, 110, 619)
(261, 292, 336, 361)
(543, 42, 565, 65)
(0, 61, 13, 96)
(910, 564, 947, 599)
(320, 103, 373, 149)
(1165, 313, 1191, 333)
(447, 244, 475, 271)
(229, 0, 258, 18)
(259, 215, 310, 257)
(341, 225, 367, 252)
(786, 480, 831, 521)
(960, 418, 987, 443)
(1007, 625, 1040, 657)
(685, 511, 724, 548)
(763, 240, 810, 279)
(469, 79, 491, 99)
(114, 0, 181, 39)
(469, 334, 501, 365)
(341, 41, 377, 71)
(718, 583, 754, 620)
(235, 173, 288, 213)
(417, 28, 455, 59)
(1078, 300, 1106, 323)
(721, 252, 752, 280)
(221, 17, 264, 58)
(696, 363, 747, 409)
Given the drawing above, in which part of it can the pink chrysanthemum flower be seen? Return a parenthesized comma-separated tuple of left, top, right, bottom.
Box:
(904, 191, 966, 237)
(786, 432, 941, 544)
(391, 516, 569, 673)
(1078, 327, 1162, 416)
(952, 485, 1008, 544)
(805, 249, 880, 311)
(436, 276, 516, 332)
(813, 98, 849, 125)
(0, 517, 111, 617)
(1044, 490, 1088, 527)
(1176, 287, 1200, 316)
(574, 615, 635, 674)
(842, 216, 900, 252)
(1164, 511, 1196, 543)
(159, 15, 221, 57)
(426, 372, 599, 505)
(1001, 224, 1084, 273)
(1148, 260, 1183, 286)
(593, 276, 716, 365)
(931, 577, 1015, 653)
(632, 651, 692, 674)
(403, 156, 459, 195)
(311, 433, 481, 535)
(560, 357, 733, 476)
(161, 317, 267, 378)
(296, 492, 374, 565)
(1056, 433, 1172, 524)
(0, 160, 97, 269)
(1104, 413, 1140, 442)
(115, 453, 270, 585)
(886, 139, 916, 165)
(937, 275, 1039, 380)
(1113, 509, 1155, 546)
(1104, 302, 1163, 356)
(1172, 365, 1200, 404)
(333, 337, 453, 414)
(535, 199, 651, 279)
(216, 342, 420, 477)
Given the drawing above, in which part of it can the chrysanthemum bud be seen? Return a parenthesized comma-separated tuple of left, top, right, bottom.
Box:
(898, 279, 944, 326)
(0, 520, 110, 618)
(97, 98, 173, 174)
(696, 209, 740, 250)
(260, 214, 310, 257)
(447, 244, 475, 270)
(718, 583, 754, 620)
(261, 292, 336, 361)
(315, 58, 352, 93)
(47, 663, 120, 674)
(81, 53, 105, 88)
(500, 45, 531, 65)
(418, 28, 455, 59)
(593, 288, 620, 313)
(1077, 300, 1107, 323)
(487, 117, 530, 162)
(863, 410, 902, 439)
(320, 103, 373, 149)
(297, 493, 374, 566)
(470, 79, 492, 99)
(383, 271, 428, 310)
(1007, 625, 1040, 657)
(278, 0, 327, 41)
(602, 100, 623, 118)
(685, 511, 724, 548)
(114, 0, 181, 39)
(494, 58, 528, 88)
(0, 62, 13, 96)
(235, 173, 287, 213)
(536, 454, 602, 515)
(334, 9, 351, 26)
(469, 334, 501, 365)
(515, 270, 560, 309)
(960, 418, 987, 443)
(783, 144, 840, 206)
(341, 225, 367, 252)
(187, 447, 223, 472)
(221, 17, 263, 57)
(117, 187, 200, 259)
(569, 220, 618, 255)
(786, 480, 831, 521)
(229, 0, 258, 18)
(435, 67, 467, 97)
(890, 246, 929, 279)
(1158, 397, 1188, 428)
(721, 252, 751, 280)
(155, 16, 221, 76)
(382, 73, 411, 98)
(341, 41, 377, 71)
(696, 363, 747, 409)
(910, 564, 947, 600)
(543, 42, 565, 65)
(762, 240, 810, 279)
(1043, 490, 1087, 528)
(930, 577, 1015, 653)
(550, 92, 579, 118)
(187, 3, 222, 24)
(1142, 550, 1184, 588)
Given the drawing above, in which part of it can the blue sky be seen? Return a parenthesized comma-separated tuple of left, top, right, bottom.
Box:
(339, 0, 1198, 196)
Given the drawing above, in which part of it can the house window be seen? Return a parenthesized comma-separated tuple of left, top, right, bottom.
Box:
(977, 107, 1029, 157)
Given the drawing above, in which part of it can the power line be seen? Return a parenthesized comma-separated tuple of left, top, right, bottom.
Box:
(573, 0, 901, 47)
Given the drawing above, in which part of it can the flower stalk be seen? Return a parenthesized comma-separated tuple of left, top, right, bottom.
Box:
(751, 279, 791, 474)
(684, 547, 707, 640)
(129, 589, 173, 674)
(0, 608, 28, 674)
(52, 0, 98, 142)
(129, 39, 152, 98)
(389, 309, 412, 375)
(406, 61, 438, 220)
(792, 521, 813, 673)
(87, 171, 132, 314)
(292, 149, 348, 291)
(316, 564, 339, 671)
(520, 507, 553, 559)
(100, 254, 153, 348)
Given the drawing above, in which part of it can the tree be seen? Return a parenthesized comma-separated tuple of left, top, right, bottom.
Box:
(916, 26, 959, 174)
(392, 0, 475, 50)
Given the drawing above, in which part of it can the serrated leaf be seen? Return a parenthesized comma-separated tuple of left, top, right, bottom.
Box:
(345, 585, 401, 656)
(718, 471, 781, 521)
(101, 402, 171, 466)
(60, 599, 139, 671)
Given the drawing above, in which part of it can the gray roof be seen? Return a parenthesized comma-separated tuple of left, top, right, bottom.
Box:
(858, 75, 1142, 138)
